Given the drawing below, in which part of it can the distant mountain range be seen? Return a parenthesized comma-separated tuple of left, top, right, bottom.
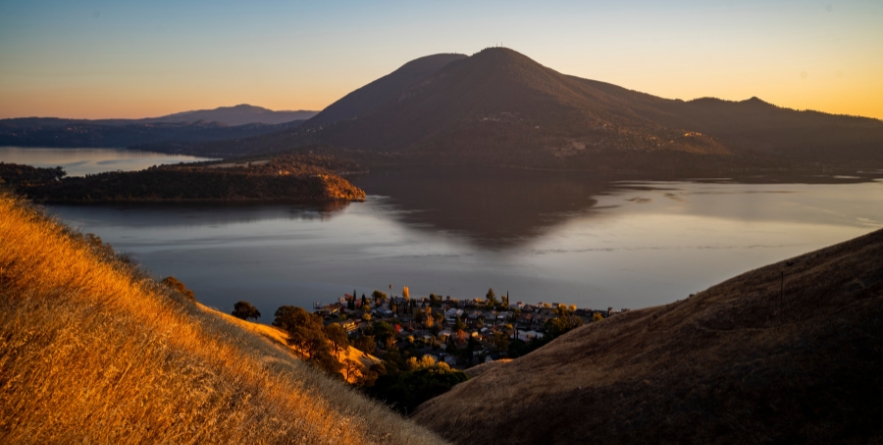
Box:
(6, 51, 882, 174)
(192, 48, 882, 173)
(0, 105, 317, 149)
(150, 104, 317, 126)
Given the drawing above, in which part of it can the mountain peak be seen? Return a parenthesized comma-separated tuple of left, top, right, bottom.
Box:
(306, 53, 466, 126)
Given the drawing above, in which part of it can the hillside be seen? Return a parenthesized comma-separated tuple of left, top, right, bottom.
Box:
(308, 54, 467, 127)
(192, 48, 883, 173)
(412, 228, 883, 444)
(0, 192, 444, 444)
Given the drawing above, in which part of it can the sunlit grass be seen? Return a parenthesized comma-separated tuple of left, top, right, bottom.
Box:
(0, 191, 445, 444)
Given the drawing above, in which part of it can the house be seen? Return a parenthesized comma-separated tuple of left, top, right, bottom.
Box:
(374, 307, 393, 318)
(331, 320, 359, 333)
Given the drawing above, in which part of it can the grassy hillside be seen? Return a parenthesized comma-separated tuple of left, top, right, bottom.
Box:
(0, 192, 444, 445)
(208, 305, 381, 383)
(413, 228, 883, 444)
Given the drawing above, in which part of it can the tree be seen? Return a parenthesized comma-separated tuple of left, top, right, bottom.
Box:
(493, 331, 509, 352)
(273, 306, 328, 360)
(454, 315, 467, 331)
(369, 321, 396, 345)
(486, 288, 498, 307)
(343, 359, 362, 382)
(545, 314, 584, 336)
(372, 290, 387, 306)
(324, 323, 349, 355)
(161, 276, 195, 301)
(593, 312, 604, 322)
(231, 300, 261, 321)
(313, 346, 343, 377)
(353, 335, 376, 354)
(424, 307, 434, 328)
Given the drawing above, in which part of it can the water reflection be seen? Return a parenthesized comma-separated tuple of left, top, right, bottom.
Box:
(44, 168, 883, 317)
(52, 201, 350, 231)
(353, 167, 611, 248)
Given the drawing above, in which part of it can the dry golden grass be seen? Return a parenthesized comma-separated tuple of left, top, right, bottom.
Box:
(0, 191, 446, 445)
(203, 304, 381, 383)
(414, 228, 883, 444)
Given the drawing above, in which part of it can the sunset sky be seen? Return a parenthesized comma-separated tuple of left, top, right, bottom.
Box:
(1, 0, 881, 120)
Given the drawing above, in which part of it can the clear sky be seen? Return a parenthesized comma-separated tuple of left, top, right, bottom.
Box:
(1, 0, 881, 120)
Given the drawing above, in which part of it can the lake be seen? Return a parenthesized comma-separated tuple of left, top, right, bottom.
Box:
(0, 146, 214, 177)
(40, 165, 883, 318)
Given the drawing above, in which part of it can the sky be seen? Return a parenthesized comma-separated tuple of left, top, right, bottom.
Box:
(1, 0, 882, 120)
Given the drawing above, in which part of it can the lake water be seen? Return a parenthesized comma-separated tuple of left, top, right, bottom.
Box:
(0, 146, 213, 176)
(41, 167, 883, 318)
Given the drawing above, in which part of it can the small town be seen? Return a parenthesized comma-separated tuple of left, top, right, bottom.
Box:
(313, 287, 631, 368)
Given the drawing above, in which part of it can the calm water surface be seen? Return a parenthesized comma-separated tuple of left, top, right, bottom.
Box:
(45, 174, 883, 317)
(0, 146, 214, 176)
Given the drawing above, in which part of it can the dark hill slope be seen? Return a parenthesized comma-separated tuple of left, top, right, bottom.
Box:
(307, 53, 467, 126)
(413, 229, 883, 444)
(659, 97, 883, 162)
(313, 48, 724, 159)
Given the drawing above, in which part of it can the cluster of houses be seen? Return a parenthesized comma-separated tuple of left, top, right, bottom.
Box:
(313, 292, 630, 368)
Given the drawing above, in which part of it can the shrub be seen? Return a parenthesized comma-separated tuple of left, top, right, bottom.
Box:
(161, 276, 195, 301)
(231, 300, 261, 321)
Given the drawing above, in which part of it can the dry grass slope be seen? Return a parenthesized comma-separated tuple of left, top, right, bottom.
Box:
(206, 305, 381, 383)
(414, 228, 883, 444)
(0, 191, 446, 445)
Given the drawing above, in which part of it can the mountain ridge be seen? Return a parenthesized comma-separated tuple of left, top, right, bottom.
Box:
(257, 47, 882, 170)
(2, 104, 317, 127)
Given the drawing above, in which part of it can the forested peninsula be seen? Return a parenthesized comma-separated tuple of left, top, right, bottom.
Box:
(0, 153, 365, 203)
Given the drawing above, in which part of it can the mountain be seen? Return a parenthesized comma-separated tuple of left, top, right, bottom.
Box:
(206, 47, 881, 173)
(0, 105, 317, 149)
(0, 191, 443, 444)
(0, 119, 305, 149)
(308, 54, 467, 126)
(412, 228, 883, 444)
(152, 104, 317, 126)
